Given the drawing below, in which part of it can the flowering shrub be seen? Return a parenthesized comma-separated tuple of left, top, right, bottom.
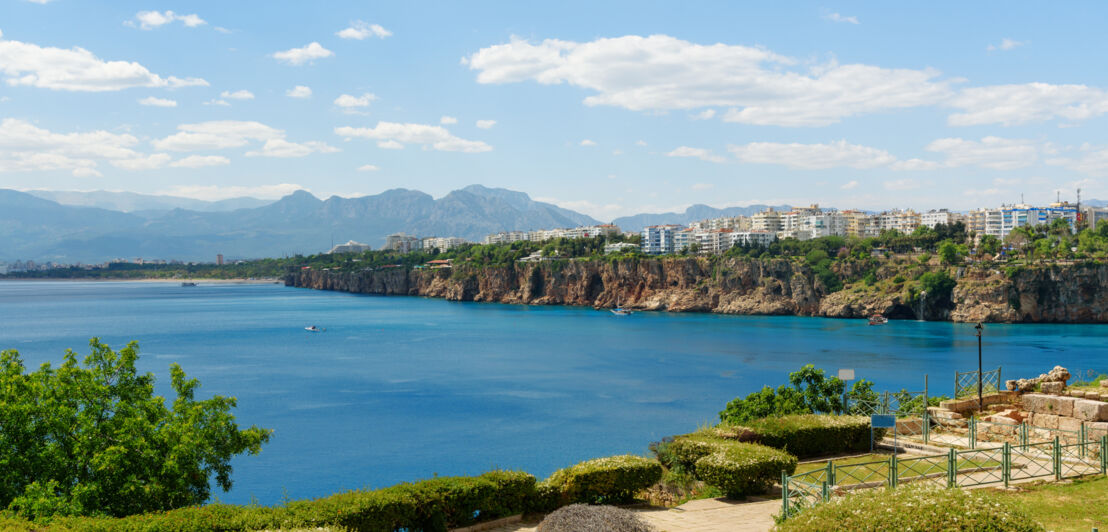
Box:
(542, 455, 663, 505)
(735, 414, 880, 458)
(773, 484, 1044, 532)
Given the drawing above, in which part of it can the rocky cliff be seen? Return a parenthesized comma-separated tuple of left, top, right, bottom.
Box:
(285, 258, 1108, 323)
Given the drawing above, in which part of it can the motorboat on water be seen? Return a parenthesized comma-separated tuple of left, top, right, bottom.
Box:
(305, 325, 325, 332)
(611, 307, 633, 316)
(181, 282, 198, 287)
(868, 314, 888, 325)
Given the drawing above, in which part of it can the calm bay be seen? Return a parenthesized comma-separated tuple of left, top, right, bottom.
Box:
(1, 280, 1105, 505)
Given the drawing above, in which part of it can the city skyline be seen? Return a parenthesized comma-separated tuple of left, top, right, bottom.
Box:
(1, 1, 1107, 219)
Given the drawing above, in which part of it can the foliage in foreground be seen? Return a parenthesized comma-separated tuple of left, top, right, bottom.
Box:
(541, 455, 663, 507)
(0, 339, 271, 519)
(998, 476, 1108, 532)
(537, 504, 656, 532)
(661, 435, 797, 499)
(732, 414, 877, 459)
(774, 484, 1044, 532)
(718, 365, 857, 424)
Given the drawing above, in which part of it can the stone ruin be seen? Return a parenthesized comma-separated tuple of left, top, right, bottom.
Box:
(1005, 365, 1071, 393)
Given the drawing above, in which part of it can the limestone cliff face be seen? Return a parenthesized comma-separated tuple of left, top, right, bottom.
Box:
(285, 258, 1108, 323)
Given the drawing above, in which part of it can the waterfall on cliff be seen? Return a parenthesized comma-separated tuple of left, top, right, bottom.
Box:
(917, 290, 927, 321)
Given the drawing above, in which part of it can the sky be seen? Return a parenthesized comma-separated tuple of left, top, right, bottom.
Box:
(1, 1, 1107, 221)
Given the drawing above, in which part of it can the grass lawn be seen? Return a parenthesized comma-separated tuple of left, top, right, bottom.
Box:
(794, 452, 1003, 486)
(994, 476, 1108, 532)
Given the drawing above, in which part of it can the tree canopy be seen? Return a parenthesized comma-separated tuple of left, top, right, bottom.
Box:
(0, 339, 271, 519)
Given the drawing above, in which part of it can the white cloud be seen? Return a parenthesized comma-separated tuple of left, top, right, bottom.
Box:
(824, 13, 859, 24)
(889, 158, 942, 171)
(272, 42, 333, 66)
(1046, 144, 1108, 176)
(245, 138, 340, 158)
(0, 118, 140, 167)
(841, 180, 859, 189)
(72, 167, 101, 177)
(987, 38, 1026, 52)
(357, 164, 380, 171)
(203, 99, 230, 107)
(579, 139, 597, 147)
(728, 140, 898, 169)
(925, 136, 1037, 170)
(152, 120, 284, 151)
(336, 21, 392, 40)
(476, 119, 496, 129)
(138, 96, 177, 107)
(666, 146, 725, 163)
(130, 11, 206, 30)
(949, 83, 1108, 126)
(162, 183, 308, 201)
(110, 153, 172, 170)
(440, 116, 458, 125)
(465, 34, 951, 126)
(691, 109, 716, 120)
(334, 93, 376, 108)
(635, 140, 647, 146)
(691, 183, 715, 190)
(0, 33, 208, 91)
(220, 89, 254, 100)
(170, 155, 230, 168)
(335, 121, 492, 153)
(286, 85, 312, 98)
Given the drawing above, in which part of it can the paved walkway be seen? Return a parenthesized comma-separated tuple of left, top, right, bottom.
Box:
(482, 497, 779, 532)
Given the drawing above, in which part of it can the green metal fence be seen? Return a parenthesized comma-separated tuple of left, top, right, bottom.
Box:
(780, 436, 1108, 521)
(955, 366, 1002, 398)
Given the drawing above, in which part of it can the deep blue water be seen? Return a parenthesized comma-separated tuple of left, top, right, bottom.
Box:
(1, 280, 1106, 505)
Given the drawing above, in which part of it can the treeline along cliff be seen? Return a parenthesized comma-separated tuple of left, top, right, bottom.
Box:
(285, 257, 1108, 323)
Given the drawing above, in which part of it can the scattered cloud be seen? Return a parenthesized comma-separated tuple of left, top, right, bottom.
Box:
(465, 34, 952, 126)
(110, 153, 172, 170)
(204, 99, 230, 107)
(245, 138, 340, 158)
(476, 119, 496, 129)
(666, 146, 725, 163)
(824, 13, 859, 24)
(841, 180, 859, 189)
(170, 155, 230, 168)
(0, 118, 141, 176)
(924, 136, 1037, 170)
(0, 32, 208, 91)
(334, 93, 376, 108)
(357, 164, 380, 171)
(336, 21, 392, 40)
(138, 96, 177, 107)
(72, 167, 101, 177)
(272, 42, 333, 66)
(889, 158, 942, 171)
(220, 89, 254, 100)
(440, 116, 458, 125)
(1046, 144, 1108, 176)
(949, 83, 1108, 126)
(691, 109, 716, 120)
(162, 183, 308, 201)
(728, 140, 898, 169)
(286, 85, 312, 98)
(129, 10, 206, 30)
(335, 121, 492, 153)
(152, 120, 283, 151)
(579, 139, 597, 147)
(987, 38, 1026, 52)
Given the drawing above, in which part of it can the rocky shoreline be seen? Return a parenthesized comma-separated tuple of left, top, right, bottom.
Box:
(284, 257, 1108, 323)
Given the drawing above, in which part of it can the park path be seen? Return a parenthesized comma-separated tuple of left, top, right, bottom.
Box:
(479, 497, 779, 532)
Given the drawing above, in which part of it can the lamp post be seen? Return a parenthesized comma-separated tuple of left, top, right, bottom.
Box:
(975, 323, 984, 412)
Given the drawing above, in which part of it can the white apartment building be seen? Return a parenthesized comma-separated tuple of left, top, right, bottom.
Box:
(328, 240, 372, 254)
(752, 208, 784, 233)
(874, 209, 922, 234)
(1082, 206, 1108, 230)
(967, 203, 1077, 240)
(920, 209, 964, 229)
(641, 224, 684, 255)
(384, 233, 421, 253)
(422, 237, 467, 252)
(673, 228, 694, 252)
(690, 216, 751, 232)
(604, 242, 638, 254)
(483, 231, 530, 245)
(731, 230, 777, 247)
(562, 224, 621, 239)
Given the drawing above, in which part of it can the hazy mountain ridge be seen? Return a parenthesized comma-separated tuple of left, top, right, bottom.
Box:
(26, 190, 274, 213)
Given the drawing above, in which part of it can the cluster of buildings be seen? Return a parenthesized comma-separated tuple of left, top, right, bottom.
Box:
(482, 224, 621, 245)
(326, 234, 472, 255)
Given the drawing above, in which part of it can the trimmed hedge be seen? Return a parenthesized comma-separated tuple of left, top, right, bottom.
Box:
(0, 470, 537, 532)
(543, 455, 663, 505)
(694, 444, 797, 499)
(728, 415, 880, 458)
(774, 484, 1044, 531)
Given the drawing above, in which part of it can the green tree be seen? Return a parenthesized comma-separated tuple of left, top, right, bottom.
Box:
(937, 240, 962, 265)
(0, 339, 271, 519)
(719, 364, 846, 424)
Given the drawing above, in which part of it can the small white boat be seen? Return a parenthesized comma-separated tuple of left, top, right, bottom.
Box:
(611, 307, 632, 316)
(305, 326, 324, 332)
(868, 315, 888, 326)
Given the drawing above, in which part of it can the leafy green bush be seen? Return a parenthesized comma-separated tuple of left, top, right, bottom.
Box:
(733, 415, 877, 459)
(774, 484, 1044, 531)
(719, 365, 849, 424)
(665, 436, 727, 473)
(694, 444, 796, 498)
(543, 455, 663, 505)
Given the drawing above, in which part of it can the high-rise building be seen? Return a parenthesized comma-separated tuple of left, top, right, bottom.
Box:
(217, 254, 224, 265)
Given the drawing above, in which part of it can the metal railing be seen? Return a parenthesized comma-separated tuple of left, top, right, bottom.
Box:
(955, 366, 1002, 398)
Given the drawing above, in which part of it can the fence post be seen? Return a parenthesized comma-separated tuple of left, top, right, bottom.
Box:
(1003, 442, 1010, 489)
(826, 461, 834, 487)
(997, 366, 1002, 394)
(969, 417, 977, 450)
(821, 480, 829, 503)
(924, 373, 929, 412)
(883, 391, 890, 415)
(1019, 422, 1028, 451)
(1081, 423, 1088, 458)
(923, 409, 931, 444)
(1102, 436, 1107, 476)
(781, 470, 789, 519)
(890, 454, 898, 488)
(948, 448, 956, 488)
(1054, 436, 1062, 481)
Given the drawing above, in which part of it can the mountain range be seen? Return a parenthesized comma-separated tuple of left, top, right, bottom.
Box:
(0, 185, 603, 263)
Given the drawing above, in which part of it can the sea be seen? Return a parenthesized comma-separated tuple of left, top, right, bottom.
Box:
(1, 280, 1106, 505)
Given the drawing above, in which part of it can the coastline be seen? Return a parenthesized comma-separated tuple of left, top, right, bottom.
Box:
(0, 277, 282, 284)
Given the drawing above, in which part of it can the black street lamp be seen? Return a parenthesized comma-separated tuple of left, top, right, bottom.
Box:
(975, 323, 984, 412)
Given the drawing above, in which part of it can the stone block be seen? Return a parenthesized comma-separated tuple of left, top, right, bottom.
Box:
(1069, 390, 1085, 398)
(1033, 413, 1059, 430)
(1020, 394, 1049, 414)
(989, 423, 1016, 436)
(1059, 416, 1083, 433)
(1087, 422, 1108, 440)
(1041, 381, 1064, 394)
(1031, 428, 1053, 440)
(1073, 399, 1108, 421)
(1053, 396, 1076, 417)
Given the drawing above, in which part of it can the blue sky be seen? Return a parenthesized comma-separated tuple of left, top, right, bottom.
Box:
(1, 1, 1106, 220)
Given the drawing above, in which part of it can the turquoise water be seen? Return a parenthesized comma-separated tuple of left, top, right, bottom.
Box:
(1, 280, 1106, 505)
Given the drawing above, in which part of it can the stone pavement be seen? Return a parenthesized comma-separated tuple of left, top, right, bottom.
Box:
(480, 497, 779, 532)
